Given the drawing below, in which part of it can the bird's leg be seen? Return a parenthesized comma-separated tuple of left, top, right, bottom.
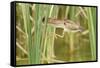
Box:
(48, 32, 64, 39)
(55, 30, 65, 38)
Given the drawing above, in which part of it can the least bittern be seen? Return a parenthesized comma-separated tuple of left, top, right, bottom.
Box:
(42, 17, 84, 38)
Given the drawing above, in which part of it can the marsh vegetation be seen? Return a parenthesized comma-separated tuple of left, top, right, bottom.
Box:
(16, 3, 97, 65)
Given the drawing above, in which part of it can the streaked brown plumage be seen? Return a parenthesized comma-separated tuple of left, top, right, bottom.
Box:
(47, 18, 84, 32)
(42, 17, 84, 38)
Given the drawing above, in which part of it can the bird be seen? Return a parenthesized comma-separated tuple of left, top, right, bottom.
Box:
(42, 17, 84, 38)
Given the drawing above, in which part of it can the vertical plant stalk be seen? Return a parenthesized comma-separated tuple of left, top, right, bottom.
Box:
(41, 5, 52, 62)
(75, 7, 83, 61)
(21, 4, 33, 64)
(33, 4, 43, 64)
(68, 6, 76, 61)
(65, 6, 69, 19)
(42, 5, 59, 63)
(46, 5, 56, 62)
(69, 32, 74, 61)
(49, 5, 56, 59)
(86, 8, 96, 60)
